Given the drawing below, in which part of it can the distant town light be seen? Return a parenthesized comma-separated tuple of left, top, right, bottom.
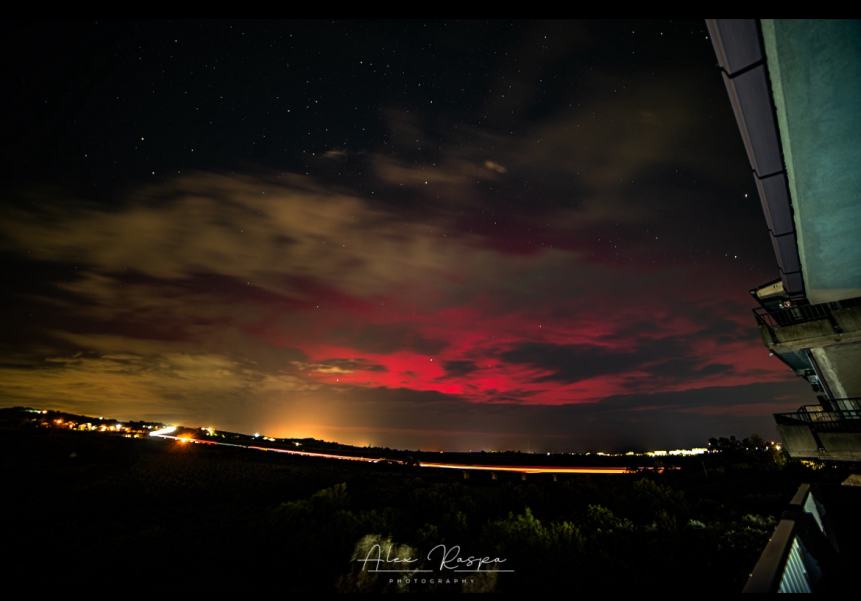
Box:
(150, 425, 177, 437)
(645, 447, 708, 457)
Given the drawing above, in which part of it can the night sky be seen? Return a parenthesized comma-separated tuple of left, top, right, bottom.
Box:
(0, 20, 813, 451)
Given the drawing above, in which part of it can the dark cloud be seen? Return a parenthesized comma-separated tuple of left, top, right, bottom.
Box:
(441, 360, 480, 378)
(499, 336, 702, 383)
(336, 323, 449, 356)
(501, 342, 646, 383)
(0, 20, 807, 450)
(647, 358, 734, 379)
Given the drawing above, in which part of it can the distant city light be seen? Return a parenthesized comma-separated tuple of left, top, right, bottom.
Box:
(28, 407, 781, 476)
(150, 425, 177, 437)
(645, 448, 708, 457)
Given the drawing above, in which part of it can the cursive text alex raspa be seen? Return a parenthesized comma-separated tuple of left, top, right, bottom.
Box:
(358, 543, 510, 573)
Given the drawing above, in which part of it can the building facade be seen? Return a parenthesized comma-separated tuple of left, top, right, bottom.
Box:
(707, 19, 861, 461)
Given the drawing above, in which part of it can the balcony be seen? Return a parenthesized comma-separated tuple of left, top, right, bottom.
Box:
(775, 401, 861, 462)
(752, 298, 861, 401)
(753, 296, 861, 346)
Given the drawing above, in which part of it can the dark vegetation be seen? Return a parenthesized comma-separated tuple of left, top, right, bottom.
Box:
(0, 415, 840, 593)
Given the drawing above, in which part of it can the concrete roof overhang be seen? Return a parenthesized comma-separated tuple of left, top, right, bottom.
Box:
(707, 19, 861, 305)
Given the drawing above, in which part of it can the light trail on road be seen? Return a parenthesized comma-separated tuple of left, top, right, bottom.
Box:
(149, 433, 632, 474)
(418, 462, 631, 474)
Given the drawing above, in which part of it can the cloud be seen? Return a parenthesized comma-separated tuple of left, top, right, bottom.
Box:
(293, 358, 388, 375)
(483, 160, 507, 174)
(0, 349, 319, 425)
(322, 148, 349, 160)
(0, 166, 793, 416)
(0, 24, 805, 450)
(442, 360, 480, 378)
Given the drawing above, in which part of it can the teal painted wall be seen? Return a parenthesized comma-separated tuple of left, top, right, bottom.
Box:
(762, 20, 861, 304)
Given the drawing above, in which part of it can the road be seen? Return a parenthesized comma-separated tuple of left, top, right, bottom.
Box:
(150, 429, 632, 475)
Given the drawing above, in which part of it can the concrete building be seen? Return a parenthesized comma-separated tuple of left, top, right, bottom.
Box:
(707, 19, 861, 464)
(708, 21, 861, 592)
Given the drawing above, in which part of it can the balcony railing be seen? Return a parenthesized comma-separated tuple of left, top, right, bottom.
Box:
(744, 484, 832, 593)
(754, 303, 836, 329)
(775, 401, 861, 433)
(753, 296, 861, 342)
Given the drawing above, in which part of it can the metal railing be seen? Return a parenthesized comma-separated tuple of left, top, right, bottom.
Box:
(754, 303, 835, 328)
(774, 400, 861, 432)
(753, 296, 861, 341)
(744, 484, 833, 593)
